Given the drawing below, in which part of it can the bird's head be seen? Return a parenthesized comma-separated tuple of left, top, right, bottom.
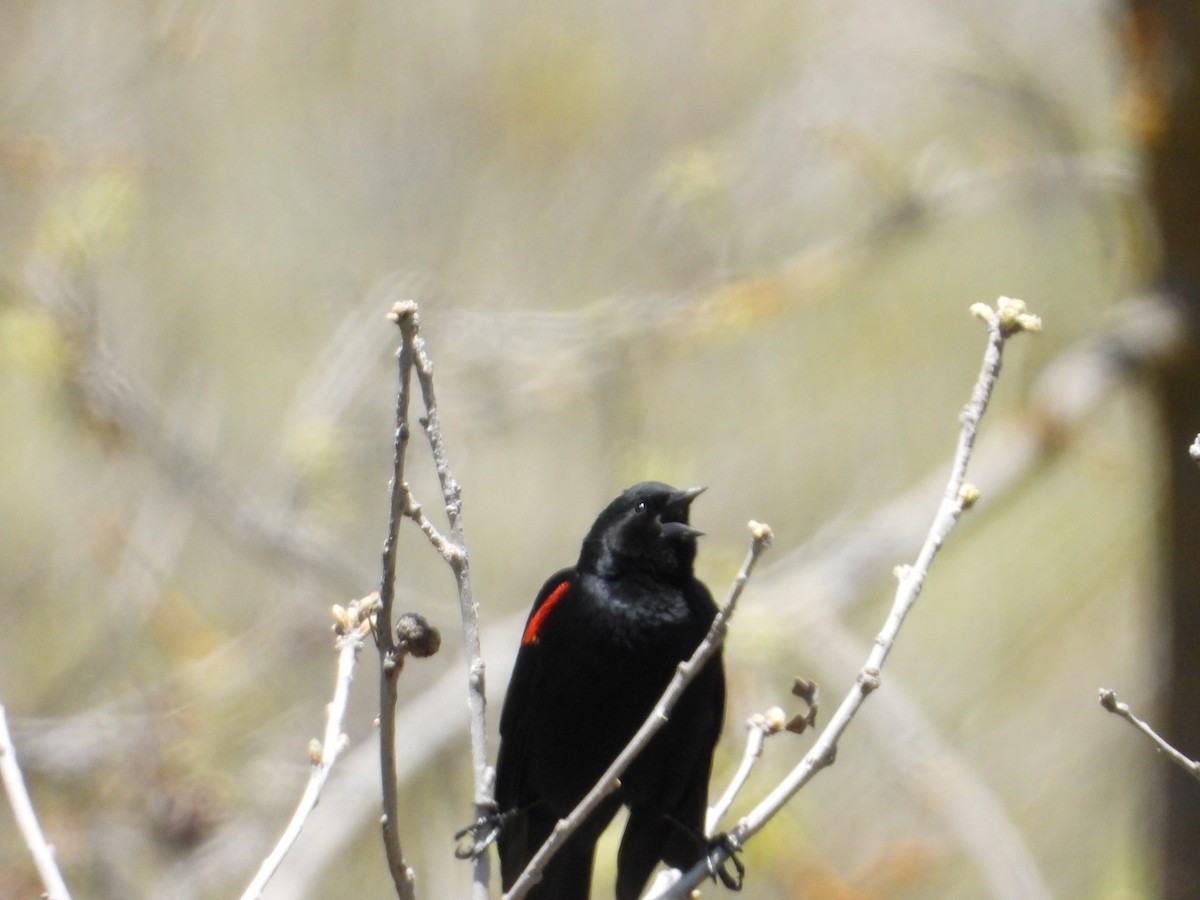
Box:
(578, 482, 705, 581)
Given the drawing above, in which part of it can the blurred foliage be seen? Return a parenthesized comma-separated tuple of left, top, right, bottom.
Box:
(0, 0, 1164, 898)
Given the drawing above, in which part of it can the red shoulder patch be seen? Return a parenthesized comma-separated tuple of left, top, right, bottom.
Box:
(521, 580, 571, 646)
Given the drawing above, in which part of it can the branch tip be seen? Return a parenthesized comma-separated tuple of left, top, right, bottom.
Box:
(332, 593, 380, 637)
(996, 296, 1042, 335)
(760, 707, 787, 733)
(969, 302, 995, 323)
(387, 299, 420, 327)
(971, 296, 1042, 336)
(748, 520, 773, 545)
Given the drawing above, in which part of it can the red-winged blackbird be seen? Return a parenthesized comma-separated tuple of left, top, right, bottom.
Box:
(495, 482, 726, 899)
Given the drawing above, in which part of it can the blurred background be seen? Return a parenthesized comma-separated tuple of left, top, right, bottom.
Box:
(2, 0, 1195, 897)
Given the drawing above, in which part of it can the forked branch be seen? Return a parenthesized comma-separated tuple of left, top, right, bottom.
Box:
(653, 297, 1041, 898)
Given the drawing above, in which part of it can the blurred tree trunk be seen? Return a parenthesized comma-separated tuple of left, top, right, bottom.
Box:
(1126, 2, 1200, 896)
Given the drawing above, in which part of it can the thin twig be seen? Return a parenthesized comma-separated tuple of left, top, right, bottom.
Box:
(0, 703, 73, 900)
(239, 600, 374, 899)
(1099, 689, 1200, 784)
(655, 297, 1041, 898)
(503, 521, 774, 900)
(242, 613, 522, 899)
(396, 302, 493, 900)
(705, 709, 785, 836)
(377, 303, 420, 900)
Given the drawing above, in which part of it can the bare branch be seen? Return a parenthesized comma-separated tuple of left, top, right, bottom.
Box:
(1099, 689, 1200, 784)
(239, 597, 376, 899)
(705, 708, 787, 837)
(239, 614, 521, 899)
(391, 301, 493, 899)
(503, 521, 774, 900)
(377, 303, 422, 900)
(656, 297, 1040, 898)
(0, 703, 73, 900)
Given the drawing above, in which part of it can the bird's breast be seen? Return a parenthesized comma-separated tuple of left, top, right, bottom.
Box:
(569, 573, 698, 651)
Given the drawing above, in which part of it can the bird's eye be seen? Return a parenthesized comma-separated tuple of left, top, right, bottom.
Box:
(635, 501, 648, 514)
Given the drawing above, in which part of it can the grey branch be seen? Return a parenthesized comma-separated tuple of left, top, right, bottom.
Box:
(705, 708, 786, 837)
(391, 301, 493, 899)
(654, 297, 1040, 898)
(502, 521, 774, 900)
(377, 303, 422, 900)
(253, 614, 523, 899)
(1099, 689, 1200, 784)
(0, 703, 73, 900)
(239, 598, 375, 899)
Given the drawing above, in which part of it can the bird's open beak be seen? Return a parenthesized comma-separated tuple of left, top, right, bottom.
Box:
(671, 485, 707, 506)
(662, 485, 706, 538)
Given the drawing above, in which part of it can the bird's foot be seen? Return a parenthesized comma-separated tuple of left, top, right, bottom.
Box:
(706, 832, 745, 891)
(453, 804, 506, 860)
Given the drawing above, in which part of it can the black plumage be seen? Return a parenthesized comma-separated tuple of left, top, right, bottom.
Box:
(496, 482, 725, 899)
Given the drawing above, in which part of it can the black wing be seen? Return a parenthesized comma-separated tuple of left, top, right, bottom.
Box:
(495, 568, 576, 890)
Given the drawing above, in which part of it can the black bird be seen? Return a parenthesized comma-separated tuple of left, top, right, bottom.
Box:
(495, 482, 726, 899)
